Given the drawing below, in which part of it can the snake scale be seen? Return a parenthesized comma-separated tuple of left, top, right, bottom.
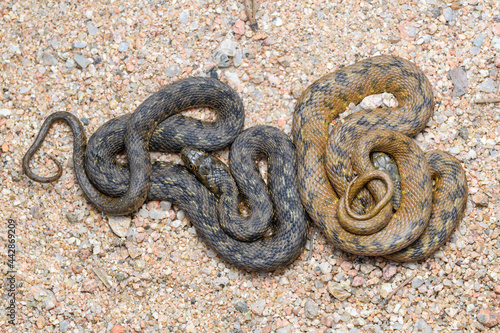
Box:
(23, 55, 467, 270)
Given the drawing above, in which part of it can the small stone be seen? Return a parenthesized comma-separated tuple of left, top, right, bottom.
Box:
(492, 36, 500, 50)
(442, 7, 455, 22)
(42, 52, 58, 66)
(479, 78, 495, 93)
(109, 99, 118, 110)
(263, 36, 277, 46)
(177, 210, 185, 220)
(128, 246, 142, 259)
(319, 262, 332, 274)
(225, 71, 241, 86)
(73, 41, 87, 48)
(327, 281, 351, 301)
(74, 54, 92, 68)
(160, 201, 172, 211)
(494, 23, 500, 36)
(233, 49, 243, 67)
(110, 325, 126, 333)
(87, 22, 98, 35)
(171, 219, 182, 228)
(60, 320, 70, 332)
(470, 46, 481, 55)
(459, 127, 469, 140)
(149, 209, 167, 220)
(82, 278, 98, 292)
(235, 301, 249, 313)
(304, 298, 319, 319)
(383, 264, 398, 280)
(118, 42, 129, 52)
(212, 51, 231, 68)
(274, 17, 283, 27)
(233, 19, 245, 35)
(65, 212, 79, 223)
(165, 64, 182, 77)
(126, 63, 135, 72)
(250, 300, 266, 315)
(468, 149, 477, 159)
(32, 285, 56, 310)
(449, 146, 460, 155)
(18, 86, 30, 94)
(474, 33, 486, 47)
(108, 215, 131, 237)
(352, 276, 364, 287)
(412, 277, 424, 288)
(179, 10, 189, 24)
(472, 193, 488, 207)
(477, 309, 499, 328)
(415, 319, 431, 332)
(0, 109, 12, 116)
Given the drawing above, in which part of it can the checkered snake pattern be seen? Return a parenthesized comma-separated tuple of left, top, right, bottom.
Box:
(23, 56, 467, 270)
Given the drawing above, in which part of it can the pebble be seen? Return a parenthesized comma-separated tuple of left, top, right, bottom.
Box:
(160, 201, 172, 211)
(59, 320, 70, 332)
(74, 54, 92, 68)
(165, 64, 182, 77)
(118, 42, 129, 52)
(352, 276, 364, 287)
(449, 66, 468, 96)
(442, 7, 455, 22)
(327, 281, 351, 301)
(233, 49, 243, 67)
(149, 209, 167, 220)
(477, 309, 499, 328)
(473, 33, 486, 47)
(65, 212, 79, 223)
(235, 301, 249, 313)
(479, 78, 496, 93)
(179, 10, 189, 24)
(304, 298, 319, 319)
(250, 300, 266, 315)
(412, 277, 425, 288)
(492, 36, 500, 50)
(382, 264, 398, 280)
(42, 52, 58, 66)
(472, 193, 488, 207)
(469, 46, 481, 55)
(73, 41, 87, 48)
(212, 51, 232, 68)
(234, 19, 245, 35)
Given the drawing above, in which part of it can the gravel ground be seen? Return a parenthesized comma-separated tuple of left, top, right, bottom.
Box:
(1, 0, 500, 332)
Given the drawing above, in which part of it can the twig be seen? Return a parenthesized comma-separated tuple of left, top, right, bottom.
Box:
(380, 270, 419, 306)
(306, 229, 316, 261)
(244, 0, 259, 31)
(474, 98, 500, 104)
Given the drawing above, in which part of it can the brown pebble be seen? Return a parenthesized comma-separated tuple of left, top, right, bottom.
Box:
(383, 264, 398, 280)
(352, 276, 364, 287)
(234, 19, 245, 35)
(472, 193, 488, 207)
(110, 325, 126, 333)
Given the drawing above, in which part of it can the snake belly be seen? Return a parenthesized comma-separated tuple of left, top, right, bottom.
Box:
(292, 55, 468, 260)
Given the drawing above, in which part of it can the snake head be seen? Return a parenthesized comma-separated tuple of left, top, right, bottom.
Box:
(180, 147, 230, 196)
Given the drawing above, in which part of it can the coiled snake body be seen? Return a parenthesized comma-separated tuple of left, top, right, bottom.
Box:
(23, 77, 308, 271)
(292, 55, 468, 261)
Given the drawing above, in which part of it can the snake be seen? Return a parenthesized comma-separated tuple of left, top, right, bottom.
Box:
(292, 55, 468, 261)
(23, 77, 308, 272)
